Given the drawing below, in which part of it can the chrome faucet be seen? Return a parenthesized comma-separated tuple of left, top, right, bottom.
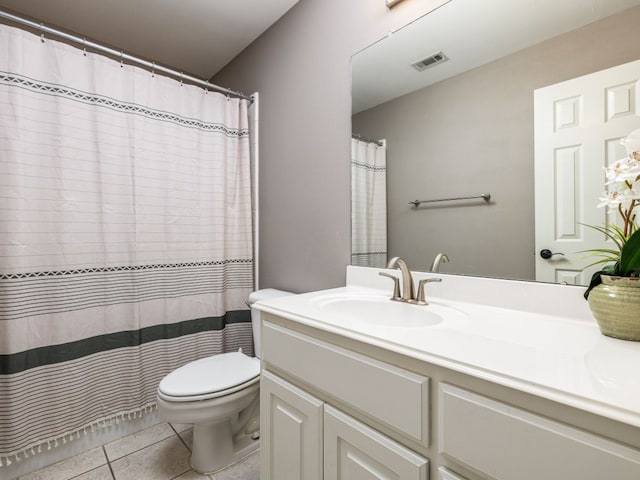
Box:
(385, 256, 414, 302)
(379, 256, 442, 305)
(430, 253, 449, 272)
(415, 277, 442, 305)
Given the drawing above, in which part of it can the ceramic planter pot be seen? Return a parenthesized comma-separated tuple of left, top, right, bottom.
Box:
(588, 275, 640, 341)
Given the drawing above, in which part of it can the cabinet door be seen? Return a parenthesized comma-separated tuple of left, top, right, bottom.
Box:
(324, 404, 429, 480)
(260, 371, 324, 480)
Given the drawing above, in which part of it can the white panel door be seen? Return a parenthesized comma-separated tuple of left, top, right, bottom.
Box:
(324, 405, 428, 480)
(534, 59, 640, 284)
(260, 371, 324, 480)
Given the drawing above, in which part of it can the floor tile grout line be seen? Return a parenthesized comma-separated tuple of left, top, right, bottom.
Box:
(108, 424, 194, 480)
(167, 429, 196, 480)
(170, 423, 193, 453)
(166, 423, 203, 480)
(168, 422, 180, 436)
(65, 463, 110, 480)
(105, 424, 179, 463)
(38, 445, 112, 480)
(168, 467, 199, 480)
(103, 446, 116, 480)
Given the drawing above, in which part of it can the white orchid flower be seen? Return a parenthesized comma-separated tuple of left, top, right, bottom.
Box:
(598, 187, 640, 209)
(589, 130, 640, 256)
(620, 128, 640, 155)
(605, 156, 640, 184)
(598, 190, 624, 208)
(622, 187, 640, 200)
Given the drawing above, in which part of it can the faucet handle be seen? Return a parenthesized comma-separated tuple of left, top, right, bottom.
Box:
(415, 278, 442, 305)
(379, 272, 401, 300)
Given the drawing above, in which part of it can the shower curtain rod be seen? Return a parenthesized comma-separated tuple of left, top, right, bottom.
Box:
(352, 133, 384, 147)
(0, 8, 253, 102)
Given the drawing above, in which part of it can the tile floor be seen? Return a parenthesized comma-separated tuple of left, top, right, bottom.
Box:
(15, 423, 260, 480)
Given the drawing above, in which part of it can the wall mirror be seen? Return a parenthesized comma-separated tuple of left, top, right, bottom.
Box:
(351, 0, 640, 285)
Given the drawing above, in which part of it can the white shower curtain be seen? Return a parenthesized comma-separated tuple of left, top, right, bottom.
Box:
(351, 138, 387, 268)
(0, 23, 254, 466)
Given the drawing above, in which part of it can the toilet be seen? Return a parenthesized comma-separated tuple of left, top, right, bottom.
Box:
(156, 288, 292, 474)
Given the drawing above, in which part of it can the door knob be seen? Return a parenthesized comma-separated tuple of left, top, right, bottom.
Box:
(540, 249, 565, 259)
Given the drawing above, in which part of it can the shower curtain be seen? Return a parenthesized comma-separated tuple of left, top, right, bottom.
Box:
(351, 138, 387, 268)
(0, 24, 254, 466)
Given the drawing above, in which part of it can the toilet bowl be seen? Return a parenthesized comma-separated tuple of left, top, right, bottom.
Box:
(156, 288, 293, 474)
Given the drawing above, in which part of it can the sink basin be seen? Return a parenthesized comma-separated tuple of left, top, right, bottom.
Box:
(311, 292, 467, 329)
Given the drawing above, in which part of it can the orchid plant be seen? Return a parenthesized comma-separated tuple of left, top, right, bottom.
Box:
(584, 129, 640, 299)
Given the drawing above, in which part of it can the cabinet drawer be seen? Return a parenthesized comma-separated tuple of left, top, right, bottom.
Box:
(324, 405, 428, 480)
(438, 467, 467, 480)
(262, 321, 430, 446)
(439, 383, 640, 480)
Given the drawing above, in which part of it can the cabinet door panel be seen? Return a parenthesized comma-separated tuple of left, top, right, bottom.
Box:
(438, 466, 468, 480)
(439, 383, 640, 480)
(261, 371, 323, 480)
(324, 404, 429, 480)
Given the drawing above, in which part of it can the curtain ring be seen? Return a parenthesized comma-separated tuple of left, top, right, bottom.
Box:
(82, 38, 87, 56)
(120, 51, 124, 68)
(204, 81, 209, 94)
(151, 62, 155, 78)
(180, 72, 183, 86)
(40, 23, 45, 43)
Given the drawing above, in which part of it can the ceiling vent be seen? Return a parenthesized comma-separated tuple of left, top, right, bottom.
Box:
(411, 52, 448, 72)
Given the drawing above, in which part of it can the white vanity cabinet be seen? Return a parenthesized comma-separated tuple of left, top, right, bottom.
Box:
(259, 313, 640, 480)
(260, 319, 430, 480)
(261, 370, 428, 480)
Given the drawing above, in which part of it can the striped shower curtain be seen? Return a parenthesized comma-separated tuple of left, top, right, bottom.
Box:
(0, 23, 254, 466)
(351, 138, 387, 268)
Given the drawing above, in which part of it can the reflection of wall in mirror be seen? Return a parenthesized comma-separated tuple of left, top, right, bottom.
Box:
(352, 6, 640, 281)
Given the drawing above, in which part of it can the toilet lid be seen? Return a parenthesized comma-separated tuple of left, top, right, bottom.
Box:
(158, 351, 260, 398)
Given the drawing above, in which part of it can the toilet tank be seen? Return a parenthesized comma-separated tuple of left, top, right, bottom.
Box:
(248, 288, 293, 358)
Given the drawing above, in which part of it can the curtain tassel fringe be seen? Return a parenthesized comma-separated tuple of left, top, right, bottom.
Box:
(1, 402, 158, 468)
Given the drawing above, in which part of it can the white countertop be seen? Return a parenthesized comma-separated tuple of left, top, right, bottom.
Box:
(255, 266, 640, 429)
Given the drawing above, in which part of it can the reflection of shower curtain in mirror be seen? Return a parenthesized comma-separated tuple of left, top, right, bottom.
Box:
(0, 23, 254, 467)
(351, 139, 387, 267)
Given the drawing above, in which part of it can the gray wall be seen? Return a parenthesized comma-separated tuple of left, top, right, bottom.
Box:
(214, 0, 448, 292)
(353, 6, 640, 280)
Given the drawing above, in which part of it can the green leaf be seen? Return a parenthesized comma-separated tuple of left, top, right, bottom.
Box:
(582, 223, 623, 251)
(577, 248, 620, 258)
(584, 271, 604, 300)
(609, 224, 629, 244)
(582, 258, 619, 270)
(583, 264, 617, 300)
(620, 229, 640, 275)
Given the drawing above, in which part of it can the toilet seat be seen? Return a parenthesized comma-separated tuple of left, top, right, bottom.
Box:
(158, 351, 260, 402)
